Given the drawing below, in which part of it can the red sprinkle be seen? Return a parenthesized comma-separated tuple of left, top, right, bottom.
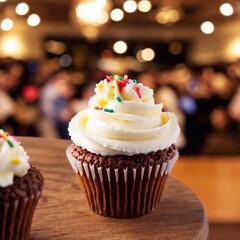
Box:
(95, 106, 103, 110)
(118, 79, 129, 91)
(106, 75, 114, 82)
(135, 86, 142, 99)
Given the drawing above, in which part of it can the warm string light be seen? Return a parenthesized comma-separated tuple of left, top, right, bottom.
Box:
(72, 0, 112, 39)
(113, 41, 128, 54)
(138, 0, 152, 13)
(16, 2, 29, 15)
(136, 48, 155, 62)
(1, 18, 13, 31)
(219, 3, 234, 16)
(156, 7, 181, 24)
(200, 21, 215, 34)
(123, 0, 137, 13)
(110, 8, 124, 22)
(27, 14, 41, 27)
(0, 2, 41, 31)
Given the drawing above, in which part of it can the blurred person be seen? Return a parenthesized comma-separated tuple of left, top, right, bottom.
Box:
(70, 81, 95, 113)
(4, 61, 40, 136)
(0, 70, 16, 127)
(39, 70, 75, 139)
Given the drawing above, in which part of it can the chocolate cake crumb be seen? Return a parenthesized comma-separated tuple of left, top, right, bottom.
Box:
(70, 144, 178, 169)
(0, 165, 44, 202)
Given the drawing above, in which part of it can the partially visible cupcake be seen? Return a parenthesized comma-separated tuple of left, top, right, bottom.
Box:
(67, 74, 180, 218)
(0, 129, 44, 240)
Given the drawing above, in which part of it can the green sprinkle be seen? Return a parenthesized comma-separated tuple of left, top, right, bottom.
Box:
(111, 74, 115, 77)
(118, 75, 123, 80)
(116, 96, 122, 102)
(104, 108, 114, 113)
(133, 79, 138, 84)
(7, 139, 14, 148)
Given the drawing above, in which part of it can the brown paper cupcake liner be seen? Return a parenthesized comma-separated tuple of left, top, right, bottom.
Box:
(67, 146, 179, 218)
(0, 191, 41, 240)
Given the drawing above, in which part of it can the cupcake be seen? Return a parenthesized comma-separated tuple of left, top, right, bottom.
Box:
(67, 74, 180, 218)
(0, 129, 44, 240)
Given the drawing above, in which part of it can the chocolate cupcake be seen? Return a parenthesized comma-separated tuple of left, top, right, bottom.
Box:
(0, 129, 44, 240)
(67, 74, 180, 218)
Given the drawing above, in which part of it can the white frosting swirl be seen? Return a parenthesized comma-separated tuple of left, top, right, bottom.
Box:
(0, 129, 30, 187)
(69, 75, 180, 156)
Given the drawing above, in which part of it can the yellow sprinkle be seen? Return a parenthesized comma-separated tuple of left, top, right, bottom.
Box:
(97, 83, 104, 89)
(11, 159, 21, 165)
(161, 114, 169, 125)
(81, 115, 89, 126)
(1, 133, 8, 140)
(99, 98, 107, 106)
(124, 75, 128, 79)
(114, 75, 119, 80)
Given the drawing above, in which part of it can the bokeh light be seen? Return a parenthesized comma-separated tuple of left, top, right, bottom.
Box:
(141, 48, 155, 61)
(200, 21, 215, 34)
(138, 0, 152, 13)
(110, 8, 124, 22)
(179, 96, 197, 114)
(1, 18, 13, 31)
(169, 42, 183, 55)
(59, 54, 72, 67)
(123, 0, 137, 13)
(16, 2, 29, 15)
(27, 14, 41, 27)
(219, 3, 234, 16)
(113, 41, 128, 54)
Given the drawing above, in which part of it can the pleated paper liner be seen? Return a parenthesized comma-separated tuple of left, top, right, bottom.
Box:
(67, 146, 179, 218)
(0, 191, 41, 240)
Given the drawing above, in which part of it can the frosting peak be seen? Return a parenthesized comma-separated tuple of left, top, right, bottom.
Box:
(69, 75, 180, 156)
(0, 129, 30, 187)
(89, 75, 155, 112)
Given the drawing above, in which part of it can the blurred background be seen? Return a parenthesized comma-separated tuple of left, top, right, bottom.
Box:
(0, 0, 239, 156)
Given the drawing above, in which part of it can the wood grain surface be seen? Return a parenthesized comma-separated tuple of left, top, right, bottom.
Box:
(20, 137, 208, 240)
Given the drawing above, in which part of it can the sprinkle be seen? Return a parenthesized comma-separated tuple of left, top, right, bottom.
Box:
(0, 132, 14, 148)
(104, 108, 114, 113)
(0, 132, 8, 140)
(11, 158, 21, 165)
(135, 86, 142, 99)
(95, 106, 103, 110)
(118, 75, 123, 80)
(106, 75, 114, 82)
(81, 115, 89, 126)
(161, 114, 169, 125)
(116, 96, 122, 102)
(124, 75, 128, 79)
(114, 75, 119, 80)
(133, 79, 138, 84)
(111, 74, 115, 77)
(7, 140, 14, 148)
(118, 79, 129, 91)
(99, 98, 107, 106)
(97, 83, 104, 89)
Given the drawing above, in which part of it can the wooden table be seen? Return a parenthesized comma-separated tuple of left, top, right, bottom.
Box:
(20, 137, 208, 240)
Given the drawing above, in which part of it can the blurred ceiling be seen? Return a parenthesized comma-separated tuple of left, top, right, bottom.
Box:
(0, 0, 238, 26)
(1, 0, 240, 65)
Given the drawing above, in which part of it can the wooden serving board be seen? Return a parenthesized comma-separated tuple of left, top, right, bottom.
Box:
(20, 137, 208, 240)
